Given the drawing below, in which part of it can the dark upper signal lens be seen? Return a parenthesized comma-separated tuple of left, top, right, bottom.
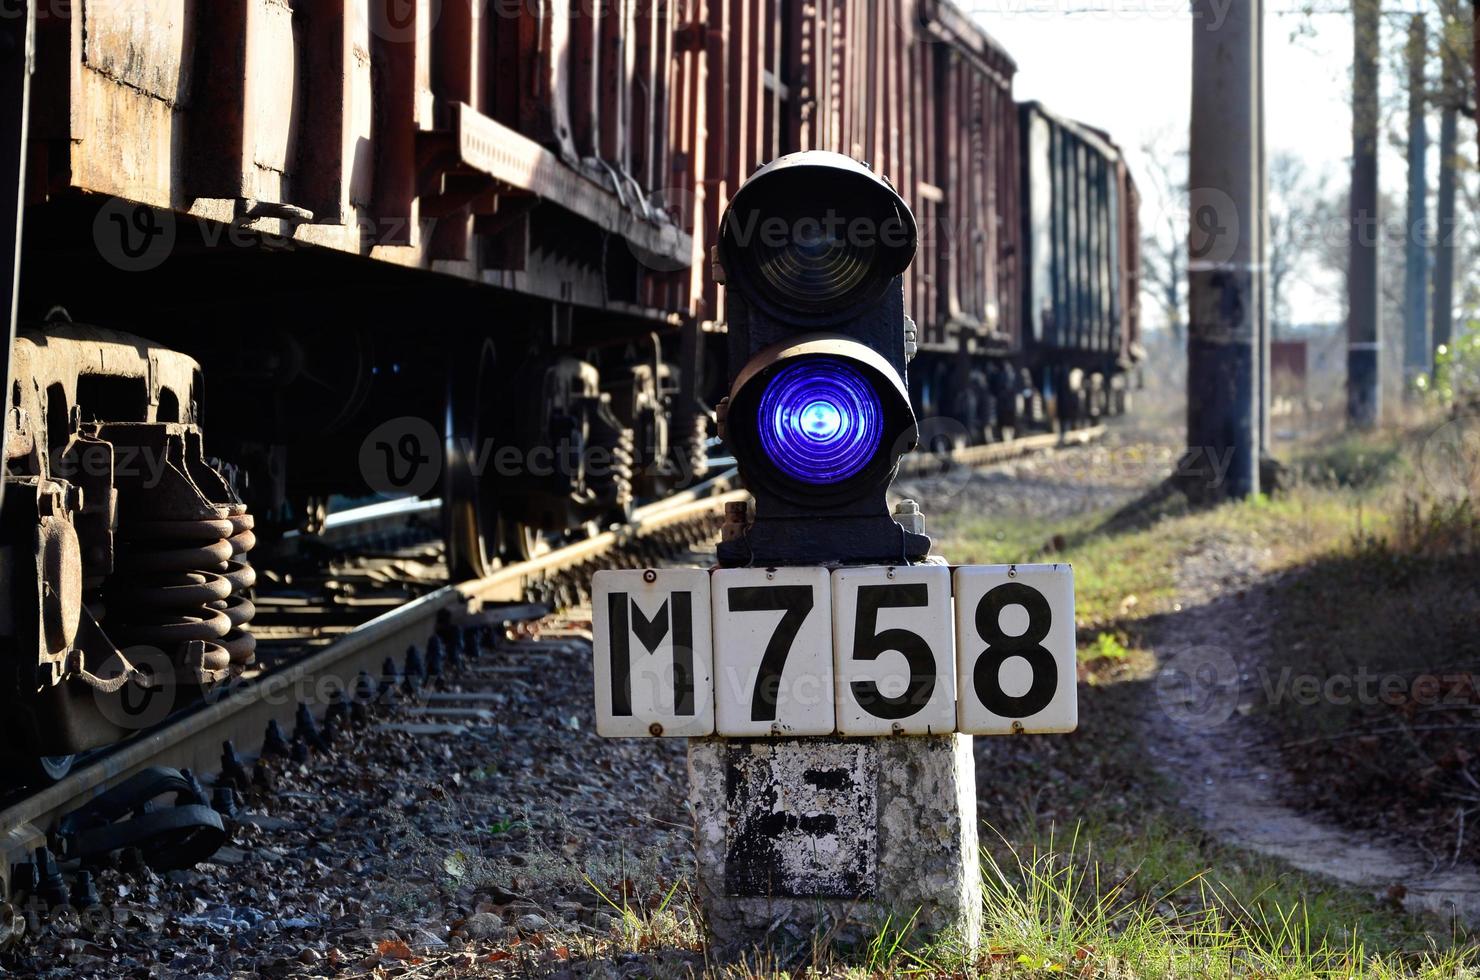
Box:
(752, 217, 876, 313)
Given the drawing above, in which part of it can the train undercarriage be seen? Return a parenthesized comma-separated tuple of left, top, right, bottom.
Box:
(2, 200, 717, 776)
(3, 191, 1135, 781)
(1, 322, 259, 778)
(907, 349, 1134, 451)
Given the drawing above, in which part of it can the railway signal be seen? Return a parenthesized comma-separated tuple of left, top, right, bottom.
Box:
(591, 152, 1081, 951)
(713, 151, 929, 567)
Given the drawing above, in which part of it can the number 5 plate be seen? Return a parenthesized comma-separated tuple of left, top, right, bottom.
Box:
(832, 565, 957, 736)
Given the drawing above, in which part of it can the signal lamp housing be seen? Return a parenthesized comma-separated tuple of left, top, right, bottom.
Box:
(720, 153, 918, 326)
(716, 151, 929, 566)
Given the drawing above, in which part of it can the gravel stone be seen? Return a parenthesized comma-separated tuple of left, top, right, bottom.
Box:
(463, 911, 505, 939)
(514, 912, 552, 934)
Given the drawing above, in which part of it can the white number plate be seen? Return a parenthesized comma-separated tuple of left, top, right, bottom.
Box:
(832, 564, 956, 736)
(591, 564, 1075, 738)
(591, 569, 715, 737)
(712, 567, 835, 737)
(954, 565, 1077, 734)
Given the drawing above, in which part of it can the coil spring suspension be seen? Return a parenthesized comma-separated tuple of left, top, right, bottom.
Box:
(585, 400, 634, 517)
(684, 412, 709, 484)
(107, 508, 257, 676)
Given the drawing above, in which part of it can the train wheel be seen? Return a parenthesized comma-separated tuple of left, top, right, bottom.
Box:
(36, 755, 76, 782)
(498, 517, 545, 563)
(0, 751, 76, 787)
(966, 370, 994, 443)
(444, 339, 503, 581)
(1088, 372, 1108, 421)
(914, 359, 947, 421)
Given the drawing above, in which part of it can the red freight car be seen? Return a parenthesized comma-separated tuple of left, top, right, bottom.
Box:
(15, 0, 1035, 569)
(0, 1, 1141, 768)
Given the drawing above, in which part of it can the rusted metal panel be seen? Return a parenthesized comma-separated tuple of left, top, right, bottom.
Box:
(434, 0, 488, 113)
(185, 0, 306, 208)
(368, 0, 430, 245)
(72, 62, 177, 206)
(39, 0, 694, 320)
(441, 103, 691, 264)
(569, 2, 600, 158)
(82, 0, 195, 106)
(247, 0, 301, 204)
(296, 0, 353, 224)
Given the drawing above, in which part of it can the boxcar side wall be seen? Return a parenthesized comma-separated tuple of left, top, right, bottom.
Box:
(29, 0, 698, 325)
(693, 0, 1021, 356)
(1018, 101, 1138, 372)
(29, 0, 1024, 351)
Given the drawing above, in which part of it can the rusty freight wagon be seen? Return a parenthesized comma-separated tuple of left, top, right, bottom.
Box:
(1019, 101, 1143, 423)
(0, 0, 1140, 774)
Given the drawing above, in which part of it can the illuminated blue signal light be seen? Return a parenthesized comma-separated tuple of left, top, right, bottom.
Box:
(757, 359, 883, 485)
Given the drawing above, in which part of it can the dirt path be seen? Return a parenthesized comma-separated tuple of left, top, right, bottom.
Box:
(1147, 535, 1480, 928)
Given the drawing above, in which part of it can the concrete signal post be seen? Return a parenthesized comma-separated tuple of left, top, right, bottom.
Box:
(695, 153, 979, 949)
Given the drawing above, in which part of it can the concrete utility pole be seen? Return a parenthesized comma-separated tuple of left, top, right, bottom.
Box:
(1404, 14, 1430, 393)
(1256, 0, 1271, 458)
(1432, 44, 1459, 360)
(1186, 0, 1262, 499)
(1348, 0, 1382, 428)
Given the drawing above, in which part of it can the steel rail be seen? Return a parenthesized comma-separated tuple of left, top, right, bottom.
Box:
(896, 425, 1106, 478)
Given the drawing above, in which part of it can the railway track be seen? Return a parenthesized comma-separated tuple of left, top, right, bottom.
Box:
(0, 426, 1105, 928)
(896, 424, 1106, 478)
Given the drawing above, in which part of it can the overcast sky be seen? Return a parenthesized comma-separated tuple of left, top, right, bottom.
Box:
(970, 3, 1381, 325)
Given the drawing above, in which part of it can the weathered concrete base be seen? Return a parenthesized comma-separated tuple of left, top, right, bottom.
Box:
(688, 735, 980, 953)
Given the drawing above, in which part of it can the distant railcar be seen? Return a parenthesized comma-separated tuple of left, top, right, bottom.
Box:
(1019, 101, 1144, 423)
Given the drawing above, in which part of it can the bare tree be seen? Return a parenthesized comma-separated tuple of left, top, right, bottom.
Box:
(1137, 132, 1189, 344)
(1269, 153, 1316, 337)
(1258, 152, 1354, 338)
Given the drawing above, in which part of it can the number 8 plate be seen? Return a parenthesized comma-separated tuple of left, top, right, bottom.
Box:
(952, 565, 1076, 735)
(591, 564, 1076, 738)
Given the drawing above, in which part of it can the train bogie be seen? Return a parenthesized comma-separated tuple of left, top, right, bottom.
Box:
(2, 324, 257, 763)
